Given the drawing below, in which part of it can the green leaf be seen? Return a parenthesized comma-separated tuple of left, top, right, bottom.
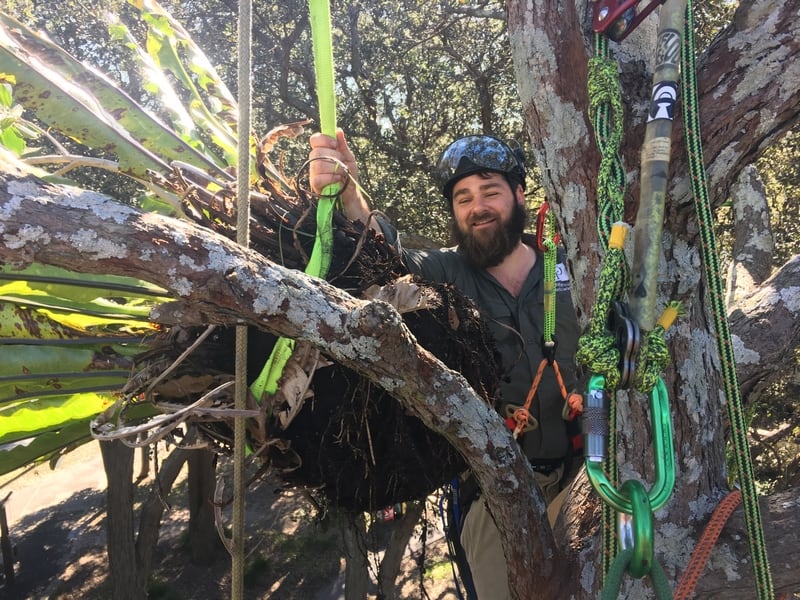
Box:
(0, 392, 115, 439)
(135, 0, 239, 165)
(0, 401, 158, 476)
(0, 123, 24, 155)
(0, 17, 171, 179)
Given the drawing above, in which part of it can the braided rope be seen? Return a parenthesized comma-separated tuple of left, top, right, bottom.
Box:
(674, 491, 743, 599)
(575, 223, 630, 392)
(633, 302, 684, 394)
(542, 238, 557, 344)
(601, 549, 673, 600)
(232, 0, 253, 593)
(584, 33, 629, 580)
(681, 4, 774, 598)
(588, 37, 627, 248)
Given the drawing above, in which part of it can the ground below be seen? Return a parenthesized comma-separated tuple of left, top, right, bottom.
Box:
(0, 442, 461, 599)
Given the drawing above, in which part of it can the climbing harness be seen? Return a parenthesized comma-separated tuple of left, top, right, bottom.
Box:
(507, 202, 583, 439)
(249, 0, 340, 403)
(583, 0, 775, 597)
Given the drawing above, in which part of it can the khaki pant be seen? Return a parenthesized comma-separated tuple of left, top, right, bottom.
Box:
(460, 466, 567, 600)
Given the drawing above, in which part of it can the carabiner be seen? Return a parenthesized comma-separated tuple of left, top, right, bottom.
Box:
(584, 374, 675, 512)
(593, 0, 667, 42)
(618, 480, 655, 578)
(535, 201, 560, 253)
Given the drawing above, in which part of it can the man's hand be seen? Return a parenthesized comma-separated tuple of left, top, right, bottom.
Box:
(309, 129, 375, 227)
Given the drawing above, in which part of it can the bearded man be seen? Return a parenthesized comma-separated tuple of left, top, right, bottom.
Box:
(310, 132, 581, 600)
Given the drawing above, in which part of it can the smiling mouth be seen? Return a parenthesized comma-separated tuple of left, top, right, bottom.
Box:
(471, 218, 496, 229)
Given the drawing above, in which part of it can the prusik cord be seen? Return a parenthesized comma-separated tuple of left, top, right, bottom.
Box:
(585, 31, 625, 582)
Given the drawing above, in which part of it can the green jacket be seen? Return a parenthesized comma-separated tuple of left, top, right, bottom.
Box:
(383, 226, 581, 462)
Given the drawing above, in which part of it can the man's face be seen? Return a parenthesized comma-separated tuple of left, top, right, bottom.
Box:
(450, 172, 526, 269)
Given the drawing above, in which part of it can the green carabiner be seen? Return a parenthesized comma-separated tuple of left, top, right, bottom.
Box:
(584, 374, 675, 512)
(618, 480, 654, 578)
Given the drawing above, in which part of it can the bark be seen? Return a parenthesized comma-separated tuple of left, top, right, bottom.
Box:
(507, 0, 800, 597)
(726, 166, 774, 308)
(100, 440, 144, 600)
(98, 436, 190, 599)
(187, 448, 220, 565)
(342, 513, 369, 599)
(0, 163, 571, 596)
(377, 501, 425, 598)
(693, 487, 800, 599)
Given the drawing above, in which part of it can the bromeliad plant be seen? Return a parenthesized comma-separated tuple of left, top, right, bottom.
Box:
(1, 0, 496, 516)
(0, 0, 259, 476)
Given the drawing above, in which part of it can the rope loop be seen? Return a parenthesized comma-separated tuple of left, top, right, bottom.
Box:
(634, 302, 684, 394)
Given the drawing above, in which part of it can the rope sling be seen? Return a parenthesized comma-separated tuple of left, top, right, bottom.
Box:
(582, 0, 774, 598)
(249, 0, 340, 402)
(232, 0, 253, 594)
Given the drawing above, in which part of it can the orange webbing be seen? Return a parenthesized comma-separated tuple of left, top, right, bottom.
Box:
(674, 490, 743, 599)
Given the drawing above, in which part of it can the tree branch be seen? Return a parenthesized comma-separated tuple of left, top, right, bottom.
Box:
(0, 163, 574, 598)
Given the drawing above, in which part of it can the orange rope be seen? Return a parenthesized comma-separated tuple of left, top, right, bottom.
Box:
(674, 490, 743, 599)
(511, 358, 549, 438)
(510, 356, 578, 439)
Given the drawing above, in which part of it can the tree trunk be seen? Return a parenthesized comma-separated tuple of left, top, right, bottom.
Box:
(377, 501, 425, 598)
(342, 512, 370, 599)
(98, 436, 192, 600)
(507, 0, 800, 596)
(100, 440, 147, 600)
(187, 448, 220, 565)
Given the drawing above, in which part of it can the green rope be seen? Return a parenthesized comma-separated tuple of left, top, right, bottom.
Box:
(681, 3, 774, 598)
(583, 32, 629, 582)
(541, 223, 557, 344)
(249, 0, 339, 403)
(633, 301, 684, 394)
(574, 227, 629, 391)
(588, 35, 626, 248)
(601, 549, 673, 600)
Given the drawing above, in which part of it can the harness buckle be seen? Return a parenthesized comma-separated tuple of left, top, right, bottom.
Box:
(592, 0, 667, 42)
(541, 336, 557, 365)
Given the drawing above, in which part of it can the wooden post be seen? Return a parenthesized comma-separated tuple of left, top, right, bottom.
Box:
(1, 491, 14, 585)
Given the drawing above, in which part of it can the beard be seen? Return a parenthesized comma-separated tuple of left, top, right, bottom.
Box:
(452, 201, 527, 270)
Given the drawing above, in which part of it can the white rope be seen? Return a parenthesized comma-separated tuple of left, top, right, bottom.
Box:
(232, 0, 252, 596)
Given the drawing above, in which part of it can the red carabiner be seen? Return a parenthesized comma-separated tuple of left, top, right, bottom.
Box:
(536, 201, 560, 253)
(592, 0, 666, 42)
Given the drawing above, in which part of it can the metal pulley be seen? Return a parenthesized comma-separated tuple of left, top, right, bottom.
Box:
(593, 0, 667, 41)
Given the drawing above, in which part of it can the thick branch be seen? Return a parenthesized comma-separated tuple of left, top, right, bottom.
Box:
(0, 164, 573, 598)
(729, 254, 800, 400)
